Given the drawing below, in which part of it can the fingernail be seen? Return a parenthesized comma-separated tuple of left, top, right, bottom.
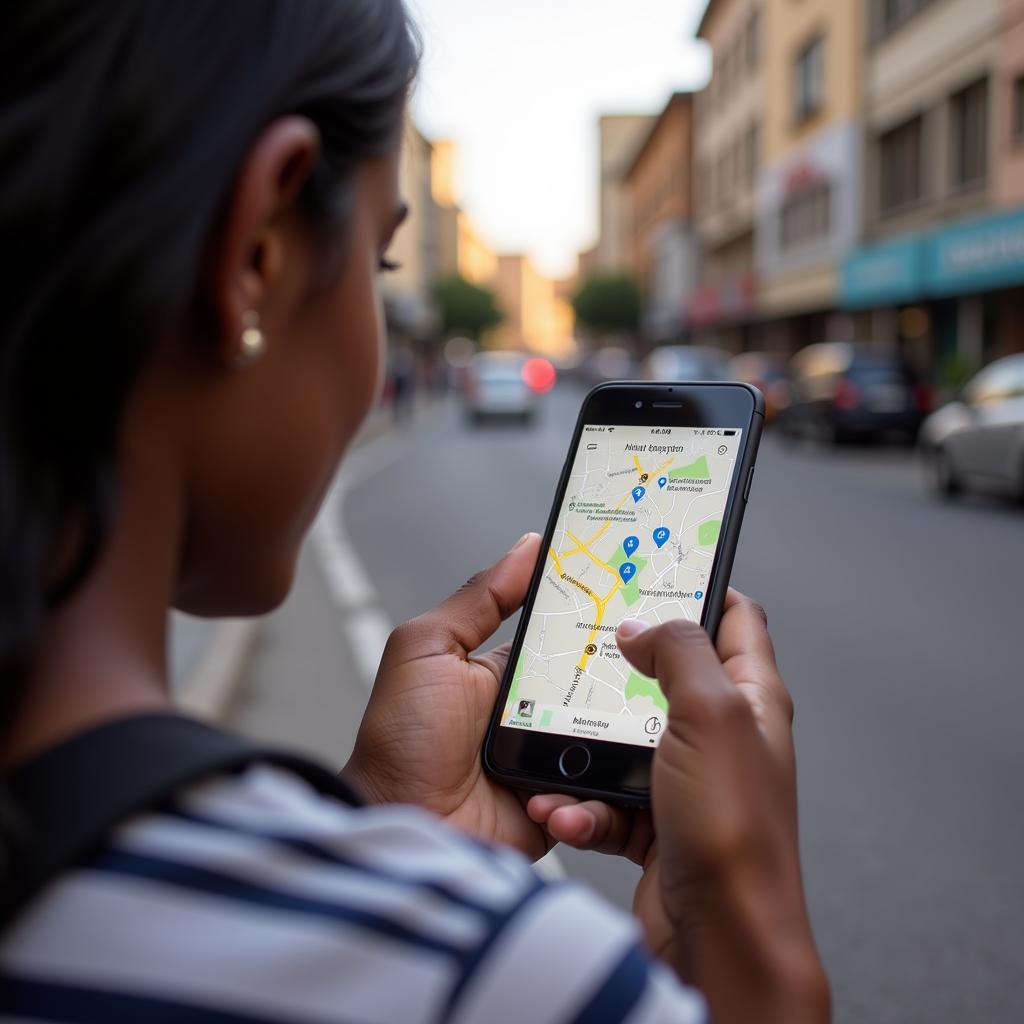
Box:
(510, 532, 534, 553)
(617, 619, 649, 639)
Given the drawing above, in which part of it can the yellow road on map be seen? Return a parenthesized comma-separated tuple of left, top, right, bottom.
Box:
(546, 451, 678, 671)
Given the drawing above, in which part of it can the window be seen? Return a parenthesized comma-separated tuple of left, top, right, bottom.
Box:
(745, 124, 759, 187)
(746, 11, 761, 71)
(793, 35, 824, 125)
(950, 78, 988, 190)
(871, 0, 936, 43)
(780, 181, 831, 249)
(1012, 76, 1024, 146)
(879, 116, 923, 214)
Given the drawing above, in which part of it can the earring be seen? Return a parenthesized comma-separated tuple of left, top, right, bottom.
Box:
(236, 310, 266, 365)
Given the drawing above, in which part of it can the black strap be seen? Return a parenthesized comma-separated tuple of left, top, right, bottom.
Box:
(1, 712, 363, 925)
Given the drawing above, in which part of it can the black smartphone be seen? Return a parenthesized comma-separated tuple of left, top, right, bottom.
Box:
(483, 380, 764, 807)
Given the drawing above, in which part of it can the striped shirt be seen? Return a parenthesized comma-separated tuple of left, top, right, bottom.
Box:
(0, 764, 706, 1023)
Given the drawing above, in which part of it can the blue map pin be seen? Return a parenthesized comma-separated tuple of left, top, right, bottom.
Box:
(653, 527, 670, 549)
(623, 535, 639, 558)
(657, 476, 667, 489)
(618, 561, 637, 585)
(694, 590, 704, 600)
(631, 485, 646, 503)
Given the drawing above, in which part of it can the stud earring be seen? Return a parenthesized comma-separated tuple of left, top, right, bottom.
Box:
(236, 310, 266, 365)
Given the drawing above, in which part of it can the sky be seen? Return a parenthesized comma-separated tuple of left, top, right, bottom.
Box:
(406, 0, 711, 279)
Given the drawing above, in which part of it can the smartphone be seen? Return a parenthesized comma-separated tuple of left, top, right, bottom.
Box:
(483, 381, 764, 806)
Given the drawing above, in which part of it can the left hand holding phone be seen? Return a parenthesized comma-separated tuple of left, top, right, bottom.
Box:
(345, 532, 617, 861)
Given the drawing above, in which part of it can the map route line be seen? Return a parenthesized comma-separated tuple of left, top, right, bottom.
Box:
(548, 546, 564, 577)
(577, 579, 621, 671)
(564, 530, 620, 581)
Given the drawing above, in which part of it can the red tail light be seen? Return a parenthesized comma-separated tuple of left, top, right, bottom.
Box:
(522, 357, 556, 394)
(913, 382, 934, 413)
(834, 379, 861, 411)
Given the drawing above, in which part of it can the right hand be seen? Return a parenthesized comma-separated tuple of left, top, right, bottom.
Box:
(528, 592, 829, 1022)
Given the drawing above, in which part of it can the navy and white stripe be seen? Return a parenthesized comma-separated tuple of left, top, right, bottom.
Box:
(1, 764, 706, 1023)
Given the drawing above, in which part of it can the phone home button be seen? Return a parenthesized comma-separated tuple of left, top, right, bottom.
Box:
(558, 745, 591, 779)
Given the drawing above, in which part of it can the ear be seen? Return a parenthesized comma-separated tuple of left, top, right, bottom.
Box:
(206, 116, 322, 366)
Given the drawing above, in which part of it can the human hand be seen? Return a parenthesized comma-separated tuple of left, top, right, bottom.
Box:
(343, 533, 560, 859)
(527, 592, 829, 1021)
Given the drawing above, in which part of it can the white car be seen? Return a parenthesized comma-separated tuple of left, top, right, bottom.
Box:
(920, 354, 1024, 500)
(464, 352, 552, 424)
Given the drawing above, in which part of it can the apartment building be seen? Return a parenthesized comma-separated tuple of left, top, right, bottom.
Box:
(592, 115, 656, 272)
(755, 0, 864, 352)
(841, 0, 1024, 370)
(692, 0, 763, 350)
(623, 93, 696, 342)
(383, 121, 440, 339)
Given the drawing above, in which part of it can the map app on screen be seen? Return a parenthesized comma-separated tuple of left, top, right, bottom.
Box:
(503, 423, 742, 748)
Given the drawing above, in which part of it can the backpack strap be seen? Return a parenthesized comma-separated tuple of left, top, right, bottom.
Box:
(1, 712, 363, 925)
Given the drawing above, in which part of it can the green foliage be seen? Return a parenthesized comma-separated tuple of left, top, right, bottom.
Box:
(433, 274, 504, 340)
(571, 273, 640, 334)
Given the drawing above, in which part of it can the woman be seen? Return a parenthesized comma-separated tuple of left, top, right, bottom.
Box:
(0, 2, 829, 1021)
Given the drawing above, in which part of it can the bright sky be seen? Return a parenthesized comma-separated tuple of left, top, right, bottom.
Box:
(406, 0, 710, 279)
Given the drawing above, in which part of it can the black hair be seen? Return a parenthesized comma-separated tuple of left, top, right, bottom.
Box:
(0, 1, 419, 714)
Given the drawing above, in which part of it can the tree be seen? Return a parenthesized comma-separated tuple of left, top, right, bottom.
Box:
(571, 273, 640, 335)
(433, 274, 504, 340)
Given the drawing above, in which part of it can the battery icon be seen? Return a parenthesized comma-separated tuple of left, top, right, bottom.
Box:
(723, 430, 737, 436)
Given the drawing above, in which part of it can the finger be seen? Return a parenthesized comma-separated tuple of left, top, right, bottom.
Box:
(527, 794, 653, 866)
(615, 618, 737, 724)
(716, 590, 795, 760)
(717, 589, 778, 669)
(414, 533, 542, 657)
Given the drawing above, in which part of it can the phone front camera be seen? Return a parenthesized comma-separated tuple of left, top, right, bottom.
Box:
(635, 400, 643, 409)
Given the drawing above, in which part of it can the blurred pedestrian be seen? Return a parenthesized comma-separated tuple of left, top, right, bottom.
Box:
(0, 3, 828, 1022)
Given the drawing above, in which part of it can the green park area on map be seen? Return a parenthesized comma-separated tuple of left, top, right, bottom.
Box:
(624, 670, 667, 712)
(698, 519, 721, 546)
(668, 455, 710, 480)
(606, 545, 647, 606)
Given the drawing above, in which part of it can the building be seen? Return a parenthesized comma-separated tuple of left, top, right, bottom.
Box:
(492, 254, 575, 357)
(429, 139, 499, 286)
(841, 0, 1024, 372)
(996, 0, 1024, 207)
(755, 0, 864, 353)
(692, 0, 764, 351)
(592, 115, 656, 273)
(383, 120, 440, 339)
(623, 93, 697, 343)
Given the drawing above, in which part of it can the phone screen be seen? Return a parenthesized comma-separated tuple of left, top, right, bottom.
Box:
(502, 422, 743, 749)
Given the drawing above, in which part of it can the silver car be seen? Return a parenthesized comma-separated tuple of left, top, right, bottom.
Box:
(920, 353, 1024, 500)
(463, 352, 538, 425)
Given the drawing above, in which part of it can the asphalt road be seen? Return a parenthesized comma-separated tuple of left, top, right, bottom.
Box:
(337, 383, 1024, 1024)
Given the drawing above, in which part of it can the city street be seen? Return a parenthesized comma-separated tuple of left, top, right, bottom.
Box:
(229, 384, 1023, 1024)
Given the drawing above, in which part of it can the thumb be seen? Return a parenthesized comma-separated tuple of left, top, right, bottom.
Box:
(411, 532, 542, 656)
(615, 618, 736, 722)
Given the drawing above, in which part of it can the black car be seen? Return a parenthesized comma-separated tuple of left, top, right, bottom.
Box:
(781, 342, 932, 444)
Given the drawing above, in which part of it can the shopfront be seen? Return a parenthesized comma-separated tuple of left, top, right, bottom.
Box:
(841, 207, 1024, 378)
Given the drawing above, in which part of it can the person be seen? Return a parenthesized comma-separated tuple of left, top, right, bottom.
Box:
(0, 2, 830, 1022)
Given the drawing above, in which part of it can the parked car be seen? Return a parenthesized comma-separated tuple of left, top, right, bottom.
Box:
(781, 342, 932, 444)
(919, 353, 1024, 500)
(641, 345, 731, 382)
(581, 346, 637, 385)
(729, 351, 791, 421)
(463, 351, 553, 424)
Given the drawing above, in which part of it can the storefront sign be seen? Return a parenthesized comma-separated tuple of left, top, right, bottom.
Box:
(924, 208, 1024, 295)
(839, 236, 923, 308)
